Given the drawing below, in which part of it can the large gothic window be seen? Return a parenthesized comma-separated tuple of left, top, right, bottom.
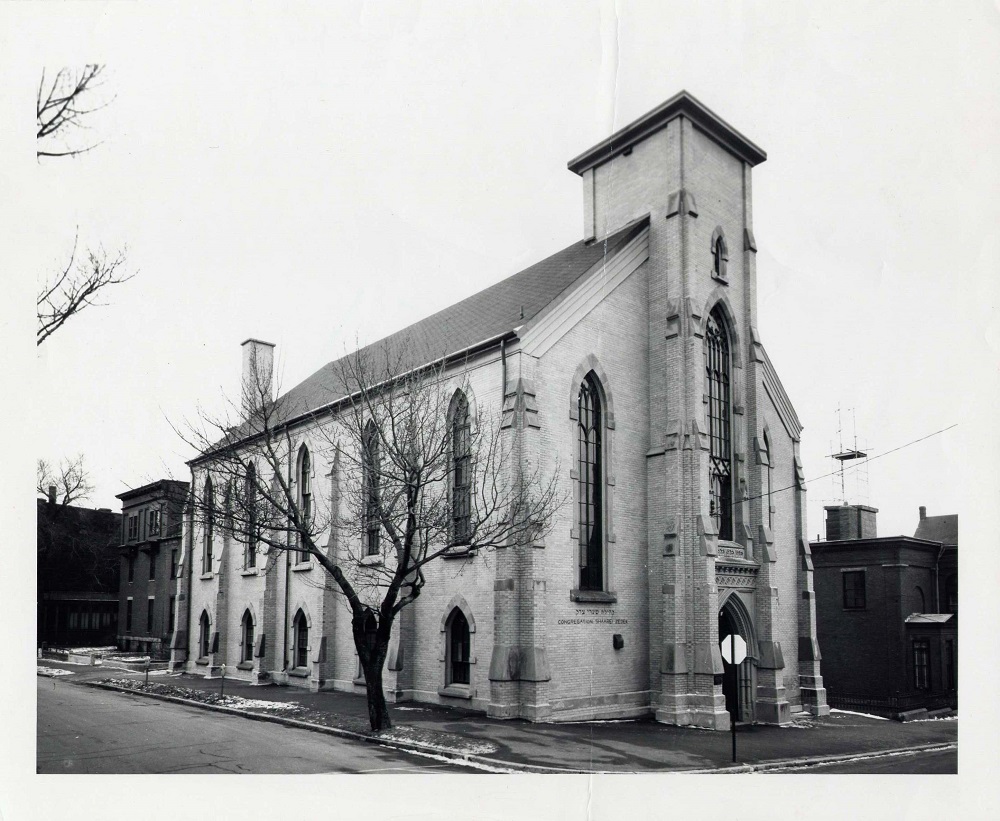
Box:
(244, 463, 257, 569)
(202, 477, 214, 573)
(762, 431, 773, 529)
(293, 609, 308, 669)
(450, 391, 472, 545)
(363, 422, 380, 556)
(705, 307, 733, 541)
(199, 611, 211, 659)
(241, 609, 255, 663)
(297, 446, 312, 563)
(577, 373, 604, 591)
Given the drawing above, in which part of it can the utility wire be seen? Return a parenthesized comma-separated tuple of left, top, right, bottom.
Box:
(745, 423, 957, 505)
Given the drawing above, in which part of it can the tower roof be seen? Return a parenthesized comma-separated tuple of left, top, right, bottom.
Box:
(567, 90, 767, 175)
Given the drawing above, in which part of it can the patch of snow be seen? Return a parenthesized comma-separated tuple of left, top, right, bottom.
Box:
(913, 716, 957, 722)
(830, 708, 890, 721)
(37, 667, 74, 677)
(111, 656, 152, 662)
(375, 745, 516, 773)
(216, 696, 301, 711)
(393, 707, 427, 712)
(564, 719, 639, 725)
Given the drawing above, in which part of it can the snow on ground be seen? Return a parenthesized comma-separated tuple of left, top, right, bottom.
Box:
(215, 696, 301, 711)
(830, 708, 890, 721)
(913, 716, 958, 722)
(37, 667, 74, 677)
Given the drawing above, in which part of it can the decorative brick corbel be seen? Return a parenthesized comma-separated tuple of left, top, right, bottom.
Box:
(798, 538, 814, 572)
(666, 188, 699, 219)
(664, 299, 682, 340)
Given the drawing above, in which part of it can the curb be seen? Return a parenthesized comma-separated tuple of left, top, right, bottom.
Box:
(80, 681, 957, 774)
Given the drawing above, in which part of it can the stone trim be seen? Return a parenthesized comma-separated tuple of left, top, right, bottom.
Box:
(569, 589, 618, 603)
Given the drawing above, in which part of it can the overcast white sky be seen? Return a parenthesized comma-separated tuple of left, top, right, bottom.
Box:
(3, 1, 998, 812)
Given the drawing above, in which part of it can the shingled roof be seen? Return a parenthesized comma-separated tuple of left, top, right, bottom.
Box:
(275, 216, 650, 424)
(914, 513, 958, 546)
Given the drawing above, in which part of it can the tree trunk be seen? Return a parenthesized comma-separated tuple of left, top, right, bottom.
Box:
(361, 651, 391, 732)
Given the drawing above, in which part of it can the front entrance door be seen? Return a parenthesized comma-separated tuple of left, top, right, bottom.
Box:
(719, 608, 754, 723)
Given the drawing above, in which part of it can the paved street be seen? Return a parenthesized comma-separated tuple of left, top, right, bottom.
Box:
(769, 747, 957, 774)
(37, 677, 471, 774)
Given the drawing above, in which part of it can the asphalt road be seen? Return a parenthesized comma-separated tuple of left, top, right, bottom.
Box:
(768, 748, 957, 774)
(37, 678, 470, 774)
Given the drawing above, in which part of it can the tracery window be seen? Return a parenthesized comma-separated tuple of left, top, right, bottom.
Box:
(241, 610, 255, 663)
(363, 422, 381, 556)
(705, 307, 733, 540)
(450, 391, 472, 544)
(577, 373, 604, 591)
(293, 609, 308, 669)
(199, 611, 211, 658)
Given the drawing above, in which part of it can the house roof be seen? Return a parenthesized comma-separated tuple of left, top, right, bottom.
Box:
(273, 216, 651, 426)
(904, 613, 955, 624)
(914, 514, 958, 546)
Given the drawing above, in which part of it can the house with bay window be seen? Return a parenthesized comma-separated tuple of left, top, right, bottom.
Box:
(170, 91, 827, 729)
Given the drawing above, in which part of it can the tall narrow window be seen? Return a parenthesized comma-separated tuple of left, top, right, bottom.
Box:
(127, 555, 135, 583)
(199, 611, 211, 658)
(202, 477, 214, 574)
(843, 570, 866, 609)
(293, 609, 308, 668)
(170, 548, 179, 579)
(945, 640, 955, 690)
(762, 432, 773, 529)
(149, 553, 156, 581)
(946, 575, 957, 614)
(450, 392, 472, 544)
(146, 598, 155, 633)
(297, 447, 311, 563)
(705, 307, 733, 541)
(244, 463, 258, 569)
(913, 639, 930, 690)
(363, 422, 380, 556)
(168, 596, 176, 635)
(447, 609, 471, 686)
(241, 610, 255, 663)
(125, 598, 133, 632)
(577, 373, 604, 591)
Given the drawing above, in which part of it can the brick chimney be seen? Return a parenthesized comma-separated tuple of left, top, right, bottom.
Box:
(824, 504, 878, 540)
(48, 485, 56, 504)
(241, 338, 275, 410)
(919, 505, 927, 520)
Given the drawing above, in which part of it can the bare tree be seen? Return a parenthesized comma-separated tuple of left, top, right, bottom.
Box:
(37, 65, 110, 159)
(178, 341, 561, 731)
(37, 454, 96, 506)
(37, 234, 132, 345)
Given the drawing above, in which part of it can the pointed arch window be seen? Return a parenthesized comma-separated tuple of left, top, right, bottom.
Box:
(198, 611, 211, 659)
(241, 610, 255, 663)
(577, 373, 604, 591)
(202, 477, 215, 574)
(363, 422, 381, 556)
(244, 463, 258, 569)
(446, 608, 471, 686)
(711, 228, 729, 281)
(705, 307, 733, 541)
(297, 446, 312, 564)
(292, 609, 308, 669)
(450, 391, 472, 545)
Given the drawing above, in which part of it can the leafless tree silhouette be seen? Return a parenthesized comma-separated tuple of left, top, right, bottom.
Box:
(37, 64, 110, 159)
(37, 454, 96, 506)
(177, 340, 562, 731)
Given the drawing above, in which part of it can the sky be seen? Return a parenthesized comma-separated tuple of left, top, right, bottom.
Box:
(2, 0, 998, 812)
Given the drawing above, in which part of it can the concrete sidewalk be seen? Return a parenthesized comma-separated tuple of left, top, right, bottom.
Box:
(47, 661, 958, 773)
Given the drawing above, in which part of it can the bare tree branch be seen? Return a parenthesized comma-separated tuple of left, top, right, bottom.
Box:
(37, 236, 134, 345)
(37, 454, 95, 506)
(37, 65, 112, 159)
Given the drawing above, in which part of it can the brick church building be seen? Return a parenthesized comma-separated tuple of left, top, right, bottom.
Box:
(170, 92, 828, 729)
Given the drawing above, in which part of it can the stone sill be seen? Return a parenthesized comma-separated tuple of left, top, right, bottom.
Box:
(240, 568, 259, 577)
(352, 676, 367, 686)
(442, 547, 477, 561)
(195, 657, 209, 666)
(288, 667, 310, 678)
(236, 661, 254, 671)
(199, 573, 214, 580)
(291, 562, 313, 572)
(438, 684, 473, 700)
(359, 555, 383, 567)
(570, 589, 618, 603)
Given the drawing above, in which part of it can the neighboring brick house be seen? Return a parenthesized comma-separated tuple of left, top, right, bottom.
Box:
(171, 92, 828, 729)
(37, 492, 121, 647)
(116, 480, 189, 657)
(811, 504, 957, 719)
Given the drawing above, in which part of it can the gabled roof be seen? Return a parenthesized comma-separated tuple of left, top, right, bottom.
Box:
(914, 514, 958, 546)
(274, 217, 650, 425)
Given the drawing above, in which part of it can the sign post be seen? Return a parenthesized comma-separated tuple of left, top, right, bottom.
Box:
(721, 633, 748, 763)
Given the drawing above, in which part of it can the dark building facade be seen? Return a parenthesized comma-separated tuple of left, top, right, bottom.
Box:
(37, 493, 122, 647)
(116, 480, 189, 656)
(811, 504, 957, 719)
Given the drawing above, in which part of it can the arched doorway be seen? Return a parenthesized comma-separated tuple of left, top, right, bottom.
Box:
(718, 595, 756, 724)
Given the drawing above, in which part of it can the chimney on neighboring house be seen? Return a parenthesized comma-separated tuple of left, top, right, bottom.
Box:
(824, 503, 878, 541)
(48, 485, 56, 505)
(919, 506, 927, 520)
(241, 338, 276, 411)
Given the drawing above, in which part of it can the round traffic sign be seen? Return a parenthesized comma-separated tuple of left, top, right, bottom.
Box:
(721, 633, 747, 665)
